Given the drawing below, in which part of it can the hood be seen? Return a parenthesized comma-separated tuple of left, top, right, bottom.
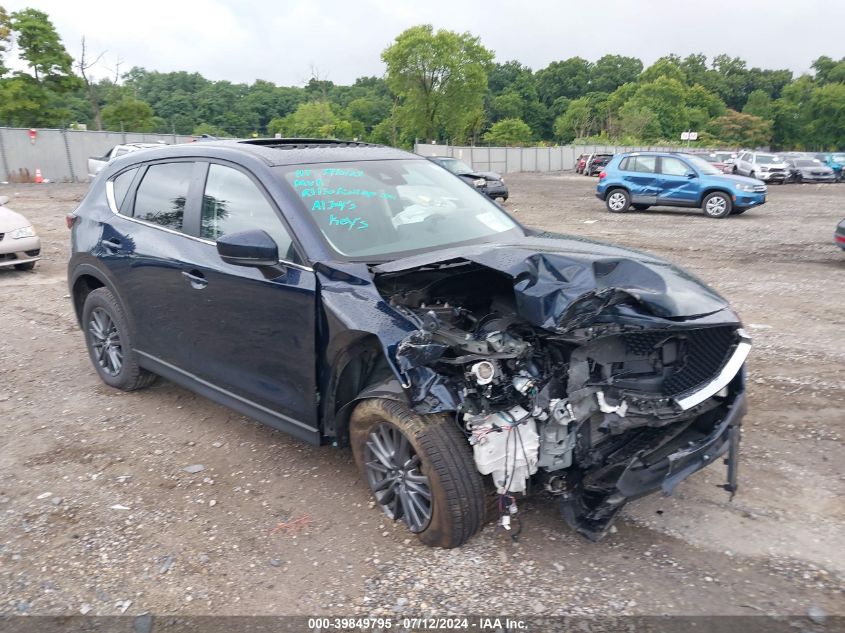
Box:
(374, 234, 729, 331)
(711, 173, 764, 187)
(0, 206, 32, 232)
(456, 169, 502, 181)
(798, 165, 833, 173)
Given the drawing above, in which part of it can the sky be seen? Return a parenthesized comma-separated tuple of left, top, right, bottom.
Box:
(3, 0, 844, 86)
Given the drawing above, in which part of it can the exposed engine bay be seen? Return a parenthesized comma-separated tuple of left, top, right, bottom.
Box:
(375, 258, 750, 540)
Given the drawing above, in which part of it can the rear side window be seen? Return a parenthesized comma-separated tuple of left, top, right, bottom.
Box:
(133, 162, 194, 232)
(111, 168, 138, 214)
(201, 164, 298, 263)
(621, 156, 657, 173)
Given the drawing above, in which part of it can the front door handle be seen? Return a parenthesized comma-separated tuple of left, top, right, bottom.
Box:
(181, 270, 208, 289)
(102, 238, 121, 251)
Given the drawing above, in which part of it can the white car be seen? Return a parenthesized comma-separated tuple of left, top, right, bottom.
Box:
(87, 143, 165, 179)
(733, 151, 788, 183)
(0, 195, 41, 271)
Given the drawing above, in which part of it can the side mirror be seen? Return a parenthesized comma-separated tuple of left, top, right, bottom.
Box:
(686, 171, 697, 179)
(217, 229, 279, 267)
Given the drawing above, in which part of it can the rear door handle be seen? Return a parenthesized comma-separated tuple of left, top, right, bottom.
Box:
(181, 270, 208, 289)
(102, 238, 121, 251)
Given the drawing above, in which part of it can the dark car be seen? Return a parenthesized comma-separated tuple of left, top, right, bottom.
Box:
(785, 158, 836, 183)
(68, 139, 749, 547)
(586, 153, 613, 176)
(427, 156, 508, 201)
(836, 218, 845, 250)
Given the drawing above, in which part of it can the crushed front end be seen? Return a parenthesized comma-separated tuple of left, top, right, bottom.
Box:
(374, 247, 750, 540)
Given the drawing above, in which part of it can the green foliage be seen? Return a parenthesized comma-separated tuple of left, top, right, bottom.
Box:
(382, 24, 493, 143)
(705, 110, 772, 147)
(535, 57, 591, 105)
(101, 97, 156, 132)
(482, 117, 532, 146)
(0, 9, 841, 151)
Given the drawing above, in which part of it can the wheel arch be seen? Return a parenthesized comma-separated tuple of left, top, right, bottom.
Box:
(322, 333, 409, 447)
(70, 264, 119, 326)
(698, 187, 734, 206)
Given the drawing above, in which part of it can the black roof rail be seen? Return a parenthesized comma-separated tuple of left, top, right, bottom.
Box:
(238, 138, 377, 149)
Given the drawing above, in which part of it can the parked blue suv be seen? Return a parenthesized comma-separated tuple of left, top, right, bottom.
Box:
(596, 152, 767, 218)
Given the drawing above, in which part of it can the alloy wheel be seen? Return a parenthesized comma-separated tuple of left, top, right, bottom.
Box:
(608, 192, 627, 211)
(88, 307, 123, 376)
(363, 422, 432, 533)
(705, 196, 727, 216)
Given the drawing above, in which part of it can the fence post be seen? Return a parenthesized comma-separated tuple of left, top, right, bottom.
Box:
(61, 128, 77, 183)
(0, 128, 9, 182)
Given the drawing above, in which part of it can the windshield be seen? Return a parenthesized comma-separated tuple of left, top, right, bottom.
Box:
(756, 154, 781, 164)
(280, 160, 522, 261)
(437, 158, 475, 175)
(683, 155, 722, 175)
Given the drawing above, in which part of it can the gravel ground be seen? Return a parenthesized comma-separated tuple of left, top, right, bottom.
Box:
(0, 174, 842, 620)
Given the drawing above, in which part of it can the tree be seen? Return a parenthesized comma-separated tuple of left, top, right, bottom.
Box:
(743, 89, 773, 121)
(489, 92, 525, 122)
(482, 118, 532, 146)
(808, 83, 845, 149)
(382, 25, 493, 142)
(617, 103, 658, 139)
(554, 97, 591, 141)
(624, 77, 689, 140)
(101, 97, 156, 131)
(705, 110, 772, 147)
(639, 55, 686, 84)
(590, 55, 642, 93)
(535, 57, 591, 106)
(75, 36, 105, 130)
(0, 6, 10, 76)
(0, 8, 80, 126)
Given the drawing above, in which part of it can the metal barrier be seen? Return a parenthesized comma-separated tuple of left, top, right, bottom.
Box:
(0, 127, 197, 183)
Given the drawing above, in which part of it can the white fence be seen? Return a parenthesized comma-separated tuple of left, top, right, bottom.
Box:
(414, 143, 682, 174)
(0, 127, 197, 183)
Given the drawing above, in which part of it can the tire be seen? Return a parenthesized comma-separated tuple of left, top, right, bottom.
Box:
(350, 398, 486, 549)
(632, 204, 650, 211)
(82, 287, 157, 391)
(702, 191, 733, 219)
(605, 189, 631, 213)
(14, 261, 36, 271)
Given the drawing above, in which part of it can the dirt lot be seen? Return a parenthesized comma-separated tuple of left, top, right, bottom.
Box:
(0, 174, 843, 619)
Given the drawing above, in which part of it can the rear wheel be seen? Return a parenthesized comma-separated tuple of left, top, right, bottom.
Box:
(82, 287, 157, 391)
(702, 192, 732, 218)
(632, 204, 650, 211)
(606, 189, 630, 213)
(350, 398, 485, 548)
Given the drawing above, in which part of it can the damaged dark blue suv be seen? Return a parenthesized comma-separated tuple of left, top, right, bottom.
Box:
(68, 139, 749, 547)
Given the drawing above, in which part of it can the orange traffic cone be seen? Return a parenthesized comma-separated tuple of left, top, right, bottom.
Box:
(34, 168, 43, 184)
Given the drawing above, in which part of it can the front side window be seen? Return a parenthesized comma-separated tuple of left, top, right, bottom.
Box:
(202, 164, 297, 262)
(660, 157, 691, 176)
(280, 159, 522, 260)
(133, 162, 194, 232)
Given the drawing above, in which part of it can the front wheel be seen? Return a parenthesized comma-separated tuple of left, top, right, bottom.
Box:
(702, 192, 733, 218)
(350, 398, 486, 548)
(606, 189, 631, 213)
